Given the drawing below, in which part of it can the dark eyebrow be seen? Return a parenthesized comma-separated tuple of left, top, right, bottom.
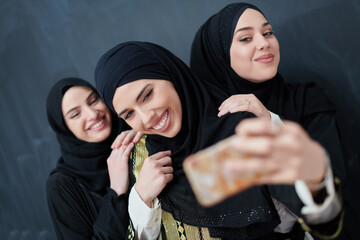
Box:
(234, 22, 270, 34)
(117, 84, 151, 118)
(65, 91, 96, 116)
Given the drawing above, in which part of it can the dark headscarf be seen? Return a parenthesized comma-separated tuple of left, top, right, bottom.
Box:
(95, 42, 281, 238)
(190, 2, 334, 124)
(46, 78, 121, 193)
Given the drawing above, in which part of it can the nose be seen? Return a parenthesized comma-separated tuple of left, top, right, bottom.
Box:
(137, 108, 155, 128)
(84, 106, 98, 121)
(255, 34, 270, 50)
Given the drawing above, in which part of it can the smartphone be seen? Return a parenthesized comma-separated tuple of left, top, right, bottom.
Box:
(183, 135, 261, 207)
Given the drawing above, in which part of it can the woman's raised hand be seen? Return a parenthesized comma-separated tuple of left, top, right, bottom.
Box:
(225, 119, 327, 187)
(218, 94, 271, 121)
(111, 129, 144, 149)
(135, 150, 173, 207)
(108, 142, 134, 195)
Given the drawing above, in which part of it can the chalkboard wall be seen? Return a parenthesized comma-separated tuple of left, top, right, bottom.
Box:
(1, 0, 359, 239)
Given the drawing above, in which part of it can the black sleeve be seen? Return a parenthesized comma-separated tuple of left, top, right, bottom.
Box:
(269, 112, 345, 239)
(93, 188, 130, 239)
(304, 112, 347, 183)
(46, 173, 129, 240)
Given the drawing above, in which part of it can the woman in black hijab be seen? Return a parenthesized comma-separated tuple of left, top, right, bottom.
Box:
(46, 78, 136, 239)
(190, 3, 346, 238)
(190, 3, 333, 123)
(95, 41, 341, 239)
(190, 2, 345, 178)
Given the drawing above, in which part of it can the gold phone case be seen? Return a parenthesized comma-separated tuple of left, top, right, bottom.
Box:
(183, 135, 261, 207)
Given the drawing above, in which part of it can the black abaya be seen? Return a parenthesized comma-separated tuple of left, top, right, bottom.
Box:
(46, 78, 129, 239)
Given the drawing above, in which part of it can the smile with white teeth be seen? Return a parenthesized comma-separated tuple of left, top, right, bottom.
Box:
(90, 119, 104, 130)
(153, 110, 169, 130)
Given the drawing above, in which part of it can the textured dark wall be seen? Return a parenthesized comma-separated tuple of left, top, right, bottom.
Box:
(1, 0, 359, 239)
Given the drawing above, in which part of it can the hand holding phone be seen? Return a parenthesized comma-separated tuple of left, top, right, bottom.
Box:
(183, 135, 262, 207)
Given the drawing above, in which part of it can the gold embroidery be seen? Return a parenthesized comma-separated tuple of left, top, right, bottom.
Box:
(176, 221, 187, 240)
(131, 136, 220, 239)
(132, 136, 148, 181)
(128, 220, 135, 240)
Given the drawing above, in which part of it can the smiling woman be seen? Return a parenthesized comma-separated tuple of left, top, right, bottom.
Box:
(95, 35, 348, 238)
(61, 85, 112, 142)
(229, 8, 280, 83)
(45, 78, 135, 239)
(189, 2, 345, 239)
(113, 79, 182, 138)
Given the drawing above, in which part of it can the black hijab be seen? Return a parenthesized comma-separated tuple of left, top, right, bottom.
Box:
(46, 78, 120, 193)
(190, 2, 334, 124)
(95, 42, 281, 239)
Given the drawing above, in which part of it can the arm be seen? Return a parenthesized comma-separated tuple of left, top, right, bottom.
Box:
(225, 118, 344, 238)
(46, 173, 129, 240)
(128, 186, 162, 240)
(294, 112, 345, 238)
(93, 189, 130, 239)
(218, 94, 271, 121)
(128, 150, 173, 240)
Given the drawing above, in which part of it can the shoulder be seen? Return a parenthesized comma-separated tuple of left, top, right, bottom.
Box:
(46, 172, 81, 199)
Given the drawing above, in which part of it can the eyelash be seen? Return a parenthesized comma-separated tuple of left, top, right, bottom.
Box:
(143, 89, 153, 101)
(90, 96, 99, 105)
(264, 31, 274, 37)
(69, 96, 99, 119)
(124, 89, 153, 120)
(239, 31, 274, 42)
(70, 113, 80, 119)
(124, 110, 133, 120)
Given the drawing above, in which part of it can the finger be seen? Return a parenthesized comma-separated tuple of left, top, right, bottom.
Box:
(272, 133, 302, 154)
(281, 121, 308, 139)
(122, 142, 134, 159)
(219, 95, 243, 110)
(218, 97, 233, 110)
(219, 100, 248, 117)
(148, 150, 172, 160)
(157, 156, 172, 166)
(229, 104, 253, 114)
(224, 155, 280, 177)
(235, 118, 277, 137)
(218, 109, 230, 117)
(229, 135, 274, 156)
(224, 157, 264, 176)
(123, 130, 137, 145)
(164, 173, 174, 183)
(257, 170, 297, 185)
(220, 95, 251, 109)
(133, 131, 144, 143)
(161, 166, 173, 174)
(112, 132, 127, 149)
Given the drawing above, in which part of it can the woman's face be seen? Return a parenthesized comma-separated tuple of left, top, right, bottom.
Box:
(230, 8, 280, 83)
(112, 79, 182, 138)
(62, 86, 112, 142)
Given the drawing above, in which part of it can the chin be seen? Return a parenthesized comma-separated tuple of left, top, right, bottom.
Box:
(257, 71, 277, 82)
(96, 129, 112, 142)
(166, 127, 181, 138)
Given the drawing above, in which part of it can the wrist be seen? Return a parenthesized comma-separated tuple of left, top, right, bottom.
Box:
(135, 183, 152, 207)
(306, 143, 327, 188)
(110, 184, 127, 196)
(305, 149, 329, 196)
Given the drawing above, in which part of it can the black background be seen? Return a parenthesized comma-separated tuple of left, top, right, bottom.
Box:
(1, 0, 359, 239)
